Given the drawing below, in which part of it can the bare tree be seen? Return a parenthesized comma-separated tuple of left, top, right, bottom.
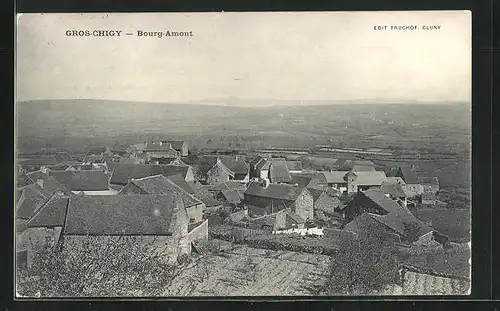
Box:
(324, 224, 399, 295)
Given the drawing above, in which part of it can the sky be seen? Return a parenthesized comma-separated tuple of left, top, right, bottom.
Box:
(16, 11, 471, 103)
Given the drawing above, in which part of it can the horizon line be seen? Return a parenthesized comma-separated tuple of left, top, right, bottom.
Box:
(16, 97, 471, 105)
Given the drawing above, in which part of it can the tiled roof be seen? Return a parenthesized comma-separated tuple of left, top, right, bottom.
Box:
(362, 189, 413, 215)
(189, 182, 221, 207)
(245, 182, 306, 201)
(64, 195, 182, 235)
(321, 171, 349, 184)
(213, 160, 235, 177)
(269, 161, 292, 183)
(26, 170, 50, 183)
(383, 177, 406, 185)
(119, 157, 144, 164)
(220, 189, 244, 204)
(83, 154, 106, 163)
(26, 194, 69, 228)
(351, 165, 375, 172)
(16, 184, 49, 220)
(125, 175, 201, 208)
(209, 180, 247, 192)
(165, 174, 194, 194)
(380, 183, 407, 198)
(397, 165, 419, 184)
(349, 170, 388, 186)
(218, 156, 249, 175)
(110, 164, 191, 185)
(290, 174, 313, 187)
(145, 141, 177, 153)
(375, 270, 470, 295)
(371, 213, 433, 238)
(49, 170, 110, 191)
(249, 154, 266, 167)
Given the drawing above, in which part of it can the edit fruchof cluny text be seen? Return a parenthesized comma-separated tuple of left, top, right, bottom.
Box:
(65, 29, 194, 38)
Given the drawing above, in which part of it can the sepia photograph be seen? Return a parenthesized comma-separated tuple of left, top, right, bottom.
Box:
(15, 11, 471, 297)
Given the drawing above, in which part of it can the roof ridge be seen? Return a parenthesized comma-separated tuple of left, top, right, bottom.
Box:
(25, 192, 58, 227)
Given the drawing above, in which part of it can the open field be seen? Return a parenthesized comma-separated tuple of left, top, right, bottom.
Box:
(165, 240, 330, 296)
(16, 99, 471, 188)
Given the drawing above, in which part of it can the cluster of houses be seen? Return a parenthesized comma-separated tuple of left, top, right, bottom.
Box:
(16, 139, 445, 271)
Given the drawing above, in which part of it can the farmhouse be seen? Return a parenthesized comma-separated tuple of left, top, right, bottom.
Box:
(110, 164, 195, 185)
(321, 171, 350, 191)
(380, 183, 408, 207)
(342, 189, 415, 223)
(308, 188, 341, 215)
(343, 211, 434, 245)
(119, 175, 204, 223)
(249, 154, 268, 178)
(321, 169, 387, 194)
(218, 156, 250, 182)
(396, 165, 424, 197)
(244, 181, 313, 221)
(289, 172, 328, 190)
(144, 141, 180, 158)
(206, 157, 235, 185)
(49, 170, 117, 195)
(28, 195, 205, 266)
(161, 140, 189, 156)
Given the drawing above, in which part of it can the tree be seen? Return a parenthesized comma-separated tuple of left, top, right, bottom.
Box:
(324, 224, 399, 295)
(16, 235, 188, 297)
(401, 222, 421, 244)
(194, 159, 214, 181)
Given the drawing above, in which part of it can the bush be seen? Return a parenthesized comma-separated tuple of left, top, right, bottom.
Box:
(17, 236, 187, 297)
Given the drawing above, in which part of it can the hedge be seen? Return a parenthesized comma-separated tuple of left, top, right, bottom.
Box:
(209, 225, 339, 255)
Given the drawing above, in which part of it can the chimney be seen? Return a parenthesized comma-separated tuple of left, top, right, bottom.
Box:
(36, 179, 44, 189)
(159, 141, 163, 146)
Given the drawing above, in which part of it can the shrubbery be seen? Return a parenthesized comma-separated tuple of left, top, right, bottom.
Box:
(209, 225, 339, 255)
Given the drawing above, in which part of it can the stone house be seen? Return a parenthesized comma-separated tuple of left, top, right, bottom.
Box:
(118, 174, 204, 223)
(206, 158, 235, 185)
(21, 194, 207, 267)
(243, 181, 314, 221)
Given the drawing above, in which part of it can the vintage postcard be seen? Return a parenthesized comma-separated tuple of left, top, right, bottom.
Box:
(15, 11, 471, 297)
